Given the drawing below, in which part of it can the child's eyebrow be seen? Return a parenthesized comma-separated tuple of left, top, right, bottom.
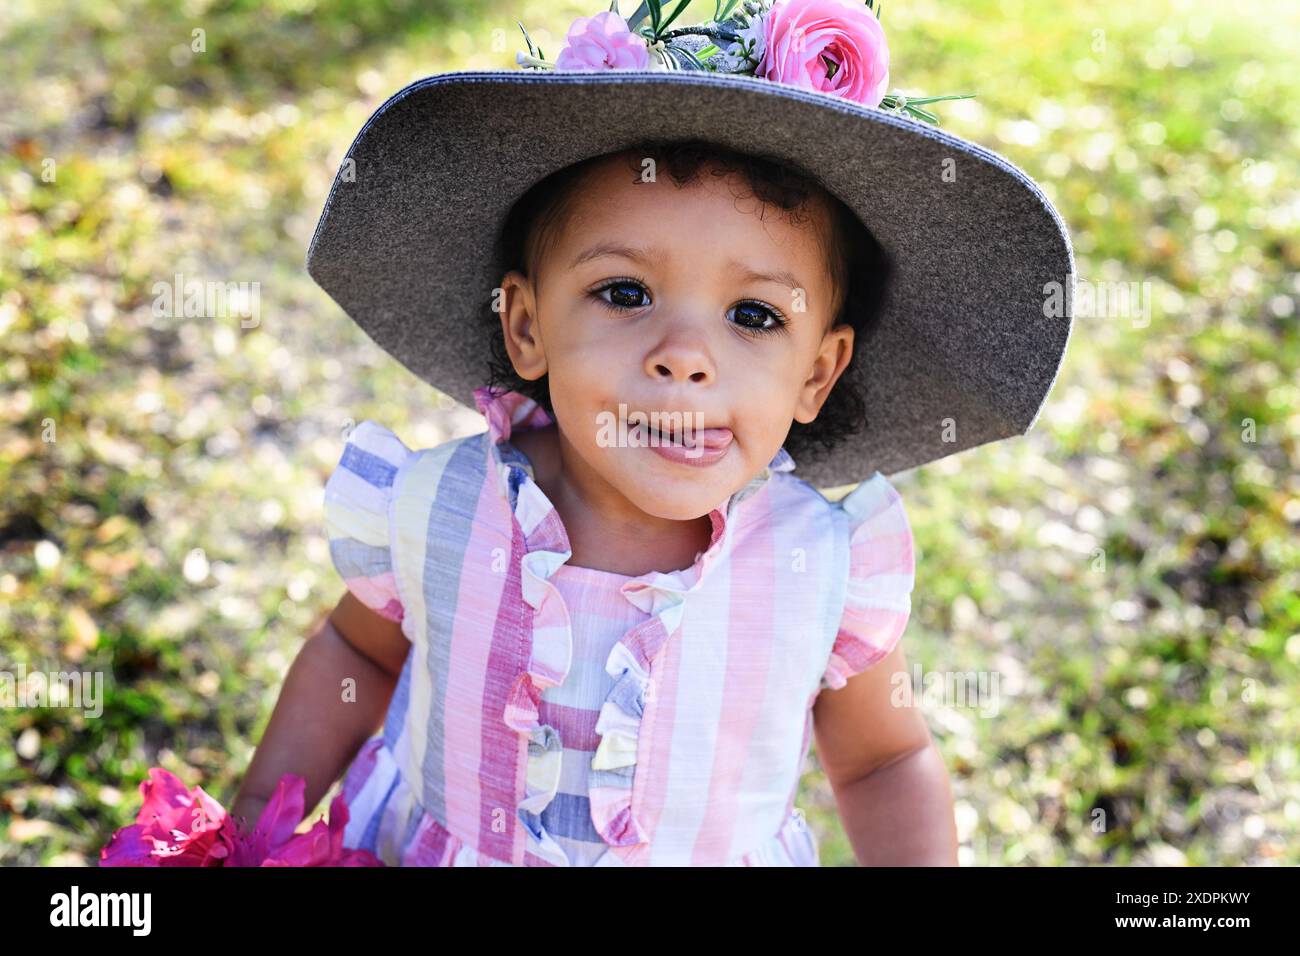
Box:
(567, 241, 659, 271)
(730, 262, 806, 295)
(569, 241, 807, 294)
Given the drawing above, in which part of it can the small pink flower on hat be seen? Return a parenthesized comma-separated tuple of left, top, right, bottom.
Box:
(553, 9, 651, 70)
(516, 0, 973, 125)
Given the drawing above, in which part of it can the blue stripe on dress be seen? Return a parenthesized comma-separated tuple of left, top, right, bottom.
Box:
(383, 654, 412, 752)
(419, 434, 489, 826)
(341, 442, 398, 488)
(329, 537, 392, 577)
(539, 791, 603, 843)
(360, 772, 401, 854)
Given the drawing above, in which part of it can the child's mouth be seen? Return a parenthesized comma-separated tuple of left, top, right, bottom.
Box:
(640, 421, 734, 468)
(646, 423, 733, 449)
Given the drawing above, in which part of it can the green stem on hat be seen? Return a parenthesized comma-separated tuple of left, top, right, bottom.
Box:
(658, 24, 742, 43)
(878, 92, 976, 126)
(714, 0, 744, 21)
(897, 93, 978, 106)
(656, 0, 694, 36)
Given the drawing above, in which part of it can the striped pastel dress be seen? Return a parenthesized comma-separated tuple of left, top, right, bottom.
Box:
(326, 385, 916, 866)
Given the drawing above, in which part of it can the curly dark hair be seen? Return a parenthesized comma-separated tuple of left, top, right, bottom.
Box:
(484, 136, 891, 469)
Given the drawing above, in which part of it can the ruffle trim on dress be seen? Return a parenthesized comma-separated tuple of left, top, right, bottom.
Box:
(474, 385, 581, 866)
(470, 384, 801, 865)
(503, 479, 574, 863)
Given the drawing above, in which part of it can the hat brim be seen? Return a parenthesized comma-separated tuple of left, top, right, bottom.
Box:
(306, 69, 1074, 489)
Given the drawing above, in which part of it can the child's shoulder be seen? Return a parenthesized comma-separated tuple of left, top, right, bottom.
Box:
(322, 420, 504, 609)
(829, 471, 912, 552)
(324, 419, 498, 526)
(769, 468, 908, 528)
(761, 468, 913, 575)
(336, 418, 492, 473)
(828, 471, 908, 521)
(811, 472, 916, 690)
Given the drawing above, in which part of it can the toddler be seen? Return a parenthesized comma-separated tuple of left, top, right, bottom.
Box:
(229, 2, 1072, 867)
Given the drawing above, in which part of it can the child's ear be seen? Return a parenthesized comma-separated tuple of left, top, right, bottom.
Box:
(498, 269, 548, 381)
(794, 323, 854, 425)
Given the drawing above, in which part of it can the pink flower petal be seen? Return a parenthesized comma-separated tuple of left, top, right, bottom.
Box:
(251, 773, 306, 849)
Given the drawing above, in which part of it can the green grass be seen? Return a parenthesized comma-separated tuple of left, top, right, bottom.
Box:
(1, 0, 1296, 865)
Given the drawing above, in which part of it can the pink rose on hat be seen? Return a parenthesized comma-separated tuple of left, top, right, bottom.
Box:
(757, 0, 891, 107)
(519, 0, 967, 123)
(553, 10, 650, 70)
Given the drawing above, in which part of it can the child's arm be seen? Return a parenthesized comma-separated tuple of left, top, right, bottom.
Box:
(230, 592, 410, 835)
(812, 641, 958, 865)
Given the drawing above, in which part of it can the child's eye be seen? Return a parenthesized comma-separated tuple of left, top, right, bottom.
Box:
(591, 278, 651, 311)
(729, 301, 789, 336)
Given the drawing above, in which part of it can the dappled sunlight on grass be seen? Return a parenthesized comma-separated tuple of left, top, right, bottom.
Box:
(1, 0, 1296, 865)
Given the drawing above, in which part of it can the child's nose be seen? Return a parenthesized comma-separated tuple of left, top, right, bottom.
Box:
(645, 338, 716, 385)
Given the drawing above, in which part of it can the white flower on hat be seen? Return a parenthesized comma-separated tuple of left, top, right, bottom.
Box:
(717, 0, 771, 72)
(646, 38, 674, 71)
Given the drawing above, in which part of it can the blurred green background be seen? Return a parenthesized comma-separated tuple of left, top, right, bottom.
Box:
(1, 0, 1297, 866)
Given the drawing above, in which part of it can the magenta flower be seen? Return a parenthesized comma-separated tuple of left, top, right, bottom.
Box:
(554, 10, 650, 70)
(258, 792, 379, 866)
(99, 768, 384, 867)
(99, 767, 236, 866)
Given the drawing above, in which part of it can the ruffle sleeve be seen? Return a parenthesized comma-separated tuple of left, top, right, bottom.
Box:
(819, 473, 916, 691)
(323, 419, 414, 625)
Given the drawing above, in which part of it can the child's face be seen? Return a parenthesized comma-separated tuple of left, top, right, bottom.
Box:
(499, 153, 855, 523)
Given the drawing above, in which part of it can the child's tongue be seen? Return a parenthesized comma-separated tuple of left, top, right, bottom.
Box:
(694, 428, 734, 449)
(650, 423, 733, 449)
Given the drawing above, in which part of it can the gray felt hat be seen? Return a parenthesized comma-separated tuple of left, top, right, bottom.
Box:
(306, 68, 1074, 489)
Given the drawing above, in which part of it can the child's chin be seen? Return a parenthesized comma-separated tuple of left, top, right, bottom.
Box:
(615, 461, 737, 519)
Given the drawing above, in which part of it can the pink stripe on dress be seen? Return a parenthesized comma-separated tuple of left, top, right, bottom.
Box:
(439, 460, 511, 859)
(482, 516, 534, 863)
(536, 699, 601, 753)
(691, 514, 775, 864)
(636, 611, 684, 866)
